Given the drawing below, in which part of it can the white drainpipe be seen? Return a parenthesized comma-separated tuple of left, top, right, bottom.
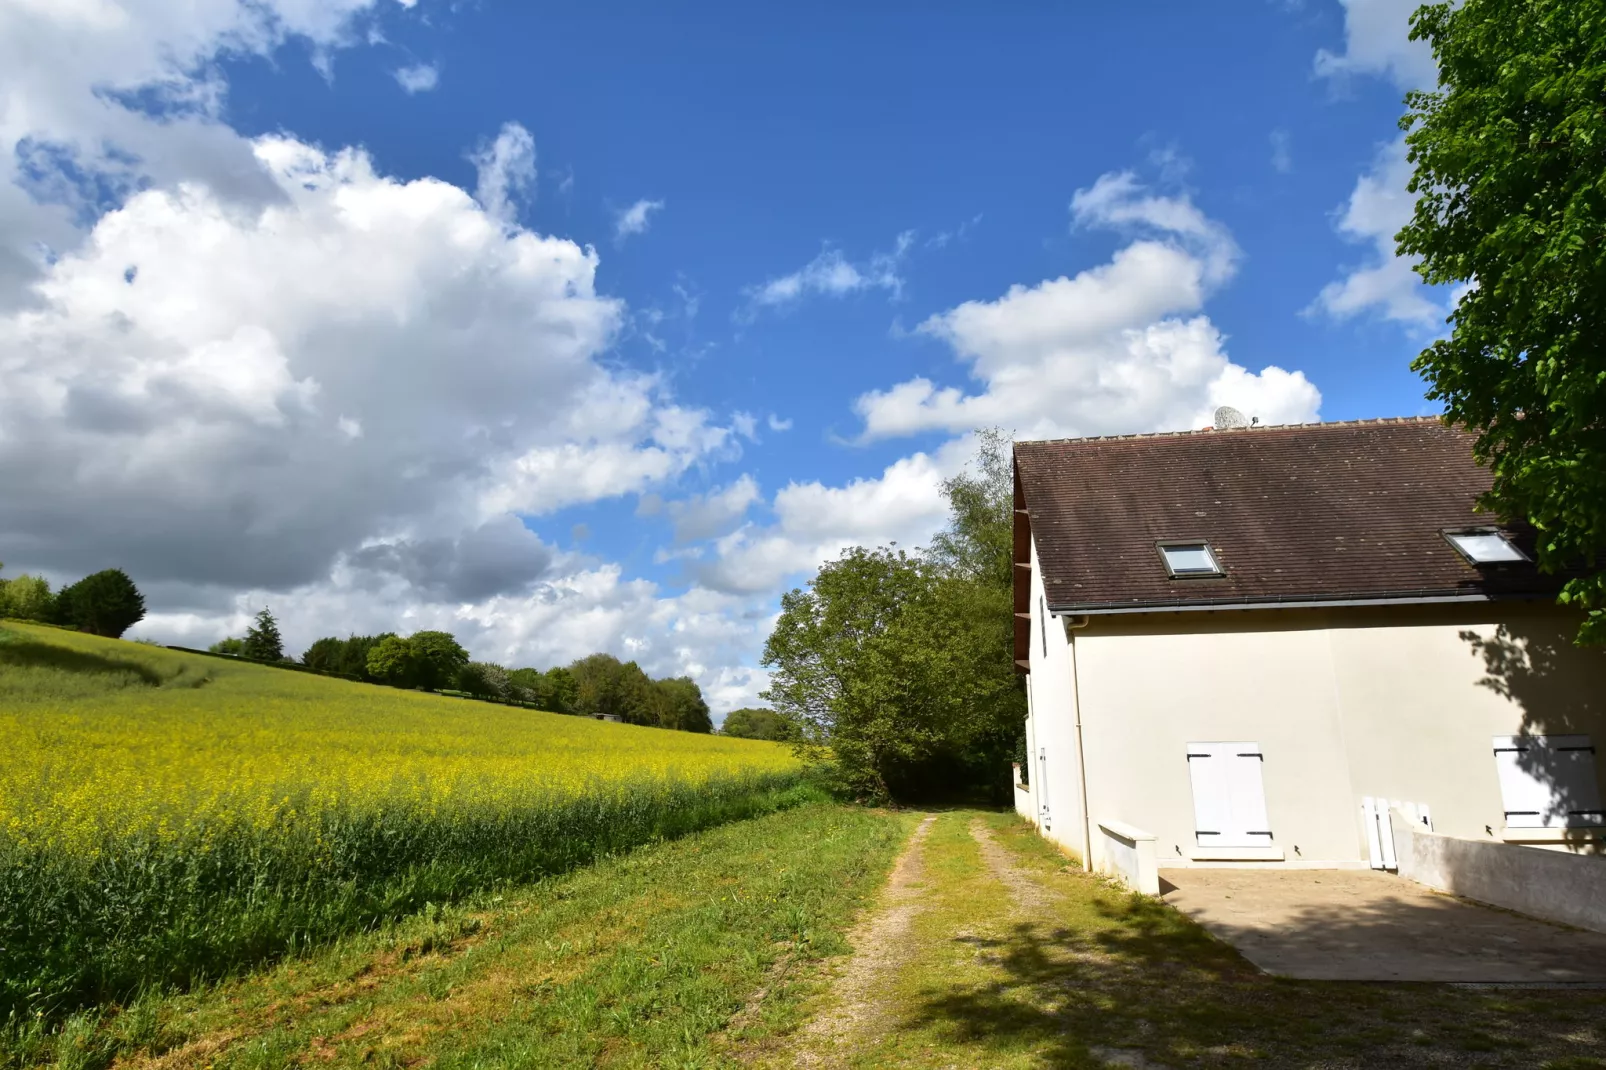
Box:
(1063, 613, 1093, 872)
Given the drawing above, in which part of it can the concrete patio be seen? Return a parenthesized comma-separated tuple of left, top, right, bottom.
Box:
(1160, 868, 1606, 982)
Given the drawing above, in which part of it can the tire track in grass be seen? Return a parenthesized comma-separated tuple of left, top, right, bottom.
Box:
(786, 814, 937, 1067)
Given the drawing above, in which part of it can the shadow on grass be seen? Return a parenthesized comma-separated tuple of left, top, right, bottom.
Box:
(0, 636, 205, 688)
(901, 884, 1606, 1067)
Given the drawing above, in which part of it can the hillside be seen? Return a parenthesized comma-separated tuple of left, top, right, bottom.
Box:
(0, 621, 801, 1026)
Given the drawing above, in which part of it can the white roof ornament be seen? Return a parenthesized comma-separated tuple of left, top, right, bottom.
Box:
(1213, 405, 1250, 430)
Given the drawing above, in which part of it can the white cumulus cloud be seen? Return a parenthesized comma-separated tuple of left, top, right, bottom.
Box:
(853, 172, 1320, 442)
(1309, 0, 1446, 328)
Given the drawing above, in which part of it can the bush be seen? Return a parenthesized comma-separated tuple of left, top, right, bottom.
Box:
(0, 574, 56, 623)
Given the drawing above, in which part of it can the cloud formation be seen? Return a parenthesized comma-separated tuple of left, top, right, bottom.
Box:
(472, 122, 537, 225)
(1310, 0, 1445, 327)
(393, 63, 439, 94)
(852, 173, 1319, 442)
(743, 232, 913, 312)
(614, 198, 664, 241)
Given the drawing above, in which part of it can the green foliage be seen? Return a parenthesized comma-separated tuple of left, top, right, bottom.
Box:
(762, 431, 1026, 802)
(298, 636, 343, 671)
(721, 707, 794, 741)
(508, 665, 578, 712)
(1400, 0, 1606, 643)
(455, 661, 510, 700)
(409, 630, 471, 690)
(54, 569, 145, 639)
(569, 653, 656, 724)
(241, 607, 284, 662)
(366, 633, 421, 687)
(0, 573, 56, 623)
(208, 637, 246, 656)
(651, 676, 714, 733)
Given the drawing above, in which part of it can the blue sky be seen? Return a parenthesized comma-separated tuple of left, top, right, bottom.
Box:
(0, 0, 1442, 711)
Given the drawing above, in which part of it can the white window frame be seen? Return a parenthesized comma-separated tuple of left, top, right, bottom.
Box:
(1157, 539, 1224, 579)
(1444, 528, 1529, 565)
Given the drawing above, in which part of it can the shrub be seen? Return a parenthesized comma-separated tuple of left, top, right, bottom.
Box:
(0, 574, 56, 623)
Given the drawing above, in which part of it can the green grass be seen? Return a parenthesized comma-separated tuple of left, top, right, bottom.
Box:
(2, 801, 911, 1070)
(0, 622, 802, 1027)
(771, 810, 1606, 1069)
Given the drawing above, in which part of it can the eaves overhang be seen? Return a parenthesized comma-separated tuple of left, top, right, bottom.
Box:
(1043, 589, 1553, 617)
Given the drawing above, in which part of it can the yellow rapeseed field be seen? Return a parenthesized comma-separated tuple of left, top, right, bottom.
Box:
(0, 620, 805, 1021)
(0, 621, 796, 855)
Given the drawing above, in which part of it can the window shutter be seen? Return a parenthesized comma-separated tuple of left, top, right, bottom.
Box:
(1493, 735, 1605, 829)
(1186, 745, 1229, 844)
(1225, 746, 1272, 841)
(1187, 742, 1272, 847)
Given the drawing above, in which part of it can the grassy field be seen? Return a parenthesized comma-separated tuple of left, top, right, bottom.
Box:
(4, 801, 912, 1070)
(0, 622, 802, 1028)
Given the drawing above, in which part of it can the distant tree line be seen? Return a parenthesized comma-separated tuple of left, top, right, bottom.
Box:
(0, 564, 146, 639)
(208, 612, 714, 733)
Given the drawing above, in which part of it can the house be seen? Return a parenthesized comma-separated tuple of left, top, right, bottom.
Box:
(1012, 417, 1606, 911)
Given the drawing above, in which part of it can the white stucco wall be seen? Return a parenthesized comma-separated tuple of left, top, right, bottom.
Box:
(1021, 539, 1088, 861)
(1020, 545, 1606, 872)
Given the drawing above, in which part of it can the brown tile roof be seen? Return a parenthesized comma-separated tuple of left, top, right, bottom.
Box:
(1014, 417, 1559, 621)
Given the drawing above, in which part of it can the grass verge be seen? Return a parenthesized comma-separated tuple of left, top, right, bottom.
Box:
(2, 800, 910, 1070)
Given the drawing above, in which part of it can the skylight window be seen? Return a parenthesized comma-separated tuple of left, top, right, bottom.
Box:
(1158, 541, 1223, 578)
(1445, 530, 1528, 565)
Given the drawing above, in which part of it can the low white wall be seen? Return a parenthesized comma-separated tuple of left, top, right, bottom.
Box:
(1095, 819, 1160, 895)
(1012, 764, 1034, 822)
(1392, 818, 1606, 934)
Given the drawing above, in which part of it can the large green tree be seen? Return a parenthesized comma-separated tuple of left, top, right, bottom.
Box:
(55, 569, 145, 638)
(409, 631, 471, 690)
(650, 676, 714, 733)
(569, 653, 655, 723)
(367, 634, 421, 687)
(762, 432, 1025, 802)
(1400, 0, 1606, 642)
(720, 707, 795, 742)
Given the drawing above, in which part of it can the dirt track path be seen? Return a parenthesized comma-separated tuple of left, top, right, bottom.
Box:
(786, 814, 937, 1066)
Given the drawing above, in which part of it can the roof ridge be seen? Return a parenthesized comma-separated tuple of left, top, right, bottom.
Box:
(1016, 415, 1447, 448)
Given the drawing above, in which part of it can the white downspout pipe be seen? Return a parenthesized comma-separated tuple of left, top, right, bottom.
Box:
(1063, 614, 1092, 872)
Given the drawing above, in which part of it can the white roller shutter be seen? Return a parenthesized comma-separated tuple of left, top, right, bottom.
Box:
(1187, 742, 1273, 848)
